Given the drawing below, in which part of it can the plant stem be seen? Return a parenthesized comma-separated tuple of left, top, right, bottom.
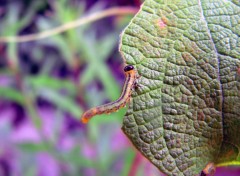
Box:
(0, 7, 138, 43)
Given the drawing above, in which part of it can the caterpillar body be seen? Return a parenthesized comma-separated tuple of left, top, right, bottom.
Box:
(81, 65, 137, 124)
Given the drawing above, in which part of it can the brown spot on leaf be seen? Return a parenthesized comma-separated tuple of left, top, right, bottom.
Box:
(235, 67, 240, 81)
(237, 67, 240, 75)
(186, 78, 194, 85)
(158, 18, 167, 29)
(154, 17, 168, 37)
(197, 111, 205, 121)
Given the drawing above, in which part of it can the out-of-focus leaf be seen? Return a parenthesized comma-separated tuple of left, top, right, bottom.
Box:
(25, 167, 37, 176)
(17, 1, 45, 30)
(2, 1, 45, 70)
(37, 89, 82, 118)
(27, 75, 77, 95)
(97, 63, 120, 100)
(1, 1, 43, 35)
(0, 87, 24, 104)
(0, 69, 13, 75)
(60, 146, 95, 167)
(79, 32, 120, 100)
(96, 33, 118, 61)
(7, 42, 18, 67)
(120, 149, 135, 176)
(36, 17, 74, 63)
(18, 142, 51, 153)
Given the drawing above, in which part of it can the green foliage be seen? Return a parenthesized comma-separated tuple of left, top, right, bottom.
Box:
(0, 86, 25, 105)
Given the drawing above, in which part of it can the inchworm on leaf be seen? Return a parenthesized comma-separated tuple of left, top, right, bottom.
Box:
(81, 65, 137, 124)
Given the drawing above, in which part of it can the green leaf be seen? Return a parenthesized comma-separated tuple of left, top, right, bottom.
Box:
(27, 75, 76, 95)
(120, 149, 136, 176)
(79, 32, 121, 100)
(18, 142, 51, 153)
(37, 89, 82, 118)
(0, 87, 24, 104)
(120, 0, 240, 175)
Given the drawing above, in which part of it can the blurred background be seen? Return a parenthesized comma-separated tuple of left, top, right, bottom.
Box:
(0, 0, 239, 176)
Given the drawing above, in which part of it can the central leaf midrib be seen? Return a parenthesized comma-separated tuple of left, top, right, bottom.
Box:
(198, 0, 225, 160)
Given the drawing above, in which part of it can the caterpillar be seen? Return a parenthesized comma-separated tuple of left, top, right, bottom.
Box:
(81, 65, 137, 124)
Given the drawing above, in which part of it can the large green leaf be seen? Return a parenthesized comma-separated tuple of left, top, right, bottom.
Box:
(120, 0, 240, 175)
